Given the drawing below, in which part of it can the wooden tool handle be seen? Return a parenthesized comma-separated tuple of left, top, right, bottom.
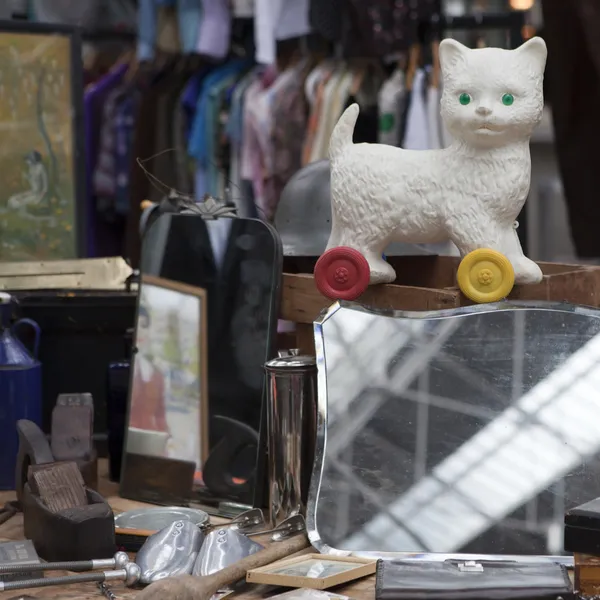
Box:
(204, 533, 309, 593)
(136, 534, 310, 600)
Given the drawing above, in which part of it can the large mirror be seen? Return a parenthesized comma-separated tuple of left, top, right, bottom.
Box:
(309, 302, 600, 562)
(121, 214, 281, 512)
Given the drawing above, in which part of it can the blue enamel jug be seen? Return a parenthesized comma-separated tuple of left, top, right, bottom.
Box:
(0, 292, 42, 490)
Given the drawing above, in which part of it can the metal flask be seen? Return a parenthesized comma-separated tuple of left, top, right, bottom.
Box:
(136, 520, 204, 584)
(0, 292, 42, 490)
(192, 528, 263, 576)
(264, 350, 318, 527)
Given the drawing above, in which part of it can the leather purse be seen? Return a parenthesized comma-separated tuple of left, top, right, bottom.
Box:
(375, 560, 573, 600)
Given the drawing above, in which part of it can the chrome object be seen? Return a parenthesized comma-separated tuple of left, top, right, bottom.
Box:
(192, 528, 264, 576)
(204, 508, 265, 533)
(308, 301, 600, 566)
(0, 563, 141, 592)
(246, 514, 306, 541)
(136, 520, 204, 584)
(0, 552, 129, 575)
(114, 507, 209, 533)
(265, 351, 318, 527)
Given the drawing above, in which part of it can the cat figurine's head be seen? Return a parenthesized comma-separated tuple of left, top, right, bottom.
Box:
(439, 37, 547, 148)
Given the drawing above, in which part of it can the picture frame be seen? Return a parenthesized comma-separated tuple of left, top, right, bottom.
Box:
(246, 554, 378, 590)
(120, 275, 209, 504)
(0, 20, 86, 261)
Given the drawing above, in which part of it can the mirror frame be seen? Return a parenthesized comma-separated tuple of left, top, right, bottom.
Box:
(306, 300, 600, 566)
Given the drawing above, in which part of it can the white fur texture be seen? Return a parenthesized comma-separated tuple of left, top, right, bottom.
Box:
(327, 37, 547, 286)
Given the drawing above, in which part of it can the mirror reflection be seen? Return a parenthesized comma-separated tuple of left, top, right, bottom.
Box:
(123, 214, 281, 508)
(314, 303, 600, 556)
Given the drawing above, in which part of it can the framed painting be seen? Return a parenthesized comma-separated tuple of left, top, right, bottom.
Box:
(121, 275, 209, 504)
(0, 20, 85, 261)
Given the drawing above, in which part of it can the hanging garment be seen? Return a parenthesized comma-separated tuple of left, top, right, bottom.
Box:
(254, 0, 311, 65)
(189, 60, 250, 199)
(83, 63, 128, 256)
(271, 64, 309, 218)
(310, 67, 353, 163)
(402, 69, 429, 150)
(196, 0, 232, 61)
(302, 62, 335, 165)
(177, 0, 203, 53)
(227, 70, 260, 216)
(232, 0, 254, 18)
(378, 68, 405, 146)
(541, 0, 600, 257)
(426, 84, 442, 150)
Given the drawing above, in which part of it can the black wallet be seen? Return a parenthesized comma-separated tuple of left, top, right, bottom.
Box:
(375, 560, 573, 600)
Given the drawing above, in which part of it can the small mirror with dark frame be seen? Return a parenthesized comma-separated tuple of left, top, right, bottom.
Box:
(120, 214, 282, 513)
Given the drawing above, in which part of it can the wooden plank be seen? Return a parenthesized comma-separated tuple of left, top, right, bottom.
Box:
(281, 259, 600, 326)
(281, 273, 461, 324)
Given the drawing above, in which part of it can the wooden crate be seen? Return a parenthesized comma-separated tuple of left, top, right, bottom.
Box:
(281, 256, 600, 355)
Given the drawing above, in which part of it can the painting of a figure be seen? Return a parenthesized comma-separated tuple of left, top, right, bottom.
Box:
(0, 27, 80, 261)
(126, 276, 209, 479)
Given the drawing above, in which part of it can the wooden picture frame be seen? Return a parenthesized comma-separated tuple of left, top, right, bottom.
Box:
(246, 554, 378, 590)
(0, 20, 86, 261)
(120, 275, 209, 504)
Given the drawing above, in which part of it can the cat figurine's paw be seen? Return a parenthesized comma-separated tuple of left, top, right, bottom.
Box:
(512, 256, 543, 285)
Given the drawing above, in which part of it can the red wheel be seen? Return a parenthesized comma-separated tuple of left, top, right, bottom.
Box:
(314, 247, 370, 300)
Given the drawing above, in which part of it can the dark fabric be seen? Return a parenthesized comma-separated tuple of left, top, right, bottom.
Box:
(345, 95, 378, 144)
(125, 69, 173, 266)
(149, 63, 194, 203)
(309, 0, 343, 42)
(342, 0, 441, 58)
(541, 0, 600, 257)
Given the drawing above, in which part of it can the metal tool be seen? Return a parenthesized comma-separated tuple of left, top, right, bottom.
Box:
(0, 562, 141, 593)
(0, 551, 130, 575)
(192, 527, 264, 576)
(204, 508, 264, 533)
(134, 534, 310, 600)
(247, 514, 306, 541)
(97, 581, 117, 599)
(136, 520, 204, 585)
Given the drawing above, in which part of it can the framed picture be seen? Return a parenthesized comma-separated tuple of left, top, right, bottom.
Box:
(0, 21, 85, 261)
(124, 275, 209, 479)
(246, 555, 378, 590)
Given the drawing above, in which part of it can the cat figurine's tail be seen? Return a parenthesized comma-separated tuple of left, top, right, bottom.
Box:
(329, 103, 360, 160)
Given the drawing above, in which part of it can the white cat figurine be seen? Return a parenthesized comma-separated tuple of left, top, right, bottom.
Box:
(327, 37, 547, 286)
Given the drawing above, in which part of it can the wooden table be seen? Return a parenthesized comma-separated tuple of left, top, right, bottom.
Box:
(0, 461, 375, 600)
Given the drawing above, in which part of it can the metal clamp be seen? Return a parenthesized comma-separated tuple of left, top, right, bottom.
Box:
(457, 561, 484, 573)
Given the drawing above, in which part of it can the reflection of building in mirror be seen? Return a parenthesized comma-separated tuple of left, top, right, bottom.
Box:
(314, 304, 600, 557)
(127, 275, 208, 479)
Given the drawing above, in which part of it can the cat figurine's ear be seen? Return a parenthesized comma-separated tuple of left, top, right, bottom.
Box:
(515, 36, 547, 74)
(439, 38, 469, 72)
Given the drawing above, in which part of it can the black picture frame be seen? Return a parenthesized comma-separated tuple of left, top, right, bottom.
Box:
(0, 19, 86, 259)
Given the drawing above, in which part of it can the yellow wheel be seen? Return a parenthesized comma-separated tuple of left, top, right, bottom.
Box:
(457, 248, 515, 303)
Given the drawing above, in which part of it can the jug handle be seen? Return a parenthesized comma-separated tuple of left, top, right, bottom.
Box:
(12, 318, 41, 359)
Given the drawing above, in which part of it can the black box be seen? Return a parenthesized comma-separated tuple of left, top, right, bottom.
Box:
(565, 497, 600, 555)
(13, 290, 136, 448)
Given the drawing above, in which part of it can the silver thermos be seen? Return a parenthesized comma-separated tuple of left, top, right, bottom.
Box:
(264, 349, 317, 527)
